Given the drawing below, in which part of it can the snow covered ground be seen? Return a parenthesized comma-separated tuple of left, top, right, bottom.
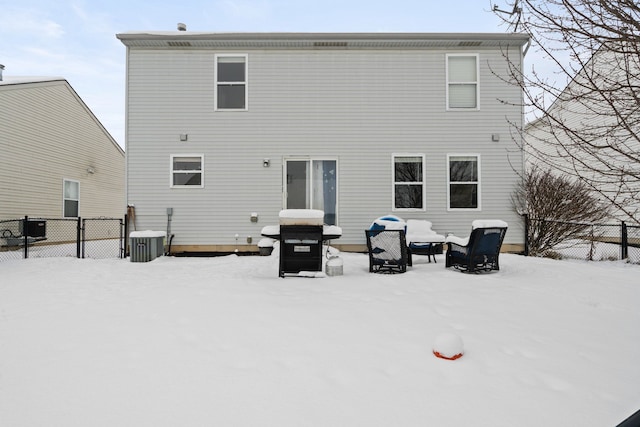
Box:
(1, 250, 639, 426)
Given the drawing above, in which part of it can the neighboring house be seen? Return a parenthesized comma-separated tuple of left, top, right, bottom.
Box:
(524, 45, 640, 223)
(0, 71, 125, 221)
(116, 31, 529, 253)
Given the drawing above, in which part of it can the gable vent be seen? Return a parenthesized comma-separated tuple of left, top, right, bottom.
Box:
(458, 41, 482, 47)
(167, 41, 192, 47)
(313, 41, 348, 48)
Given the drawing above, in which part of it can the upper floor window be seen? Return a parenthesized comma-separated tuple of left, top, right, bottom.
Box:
(448, 154, 480, 210)
(446, 54, 479, 110)
(215, 54, 247, 110)
(393, 154, 425, 210)
(63, 179, 80, 217)
(171, 155, 204, 188)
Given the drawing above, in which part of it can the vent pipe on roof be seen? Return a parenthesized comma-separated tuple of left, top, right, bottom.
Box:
(177, 23, 187, 31)
(0, 64, 4, 81)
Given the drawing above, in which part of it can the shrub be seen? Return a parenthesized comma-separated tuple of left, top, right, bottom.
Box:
(512, 167, 610, 257)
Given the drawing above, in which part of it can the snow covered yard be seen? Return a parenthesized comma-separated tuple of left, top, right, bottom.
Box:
(1, 252, 638, 426)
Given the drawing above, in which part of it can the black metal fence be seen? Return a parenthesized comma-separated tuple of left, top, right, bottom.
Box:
(524, 216, 640, 263)
(0, 216, 125, 262)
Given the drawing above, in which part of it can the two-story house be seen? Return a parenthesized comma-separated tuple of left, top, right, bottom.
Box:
(116, 31, 529, 254)
(0, 71, 125, 221)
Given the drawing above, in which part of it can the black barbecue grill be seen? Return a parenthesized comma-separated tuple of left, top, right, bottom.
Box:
(261, 210, 341, 278)
(279, 225, 323, 277)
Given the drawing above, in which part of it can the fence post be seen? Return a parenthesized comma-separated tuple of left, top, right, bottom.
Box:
(123, 214, 129, 258)
(523, 214, 529, 256)
(23, 216, 29, 259)
(81, 218, 86, 259)
(588, 225, 595, 261)
(621, 221, 628, 260)
(76, 217, 82, 258)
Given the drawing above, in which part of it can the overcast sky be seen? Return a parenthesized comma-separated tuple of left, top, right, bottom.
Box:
(1, 0, 526, 148)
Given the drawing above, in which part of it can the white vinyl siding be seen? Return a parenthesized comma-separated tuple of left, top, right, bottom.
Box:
(447, 154, 480, 210)
(171, 155, 204, 188)
(123, 44, 525, 246)
(215, 54, 248, 111)
(392, 154, 426, 211)
(446, 54, 479, 110)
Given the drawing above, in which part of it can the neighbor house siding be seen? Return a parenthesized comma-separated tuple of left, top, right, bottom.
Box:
(524, 47, 640, 223)
(125, 40, 524, 249)
(0, 80, 125, 220)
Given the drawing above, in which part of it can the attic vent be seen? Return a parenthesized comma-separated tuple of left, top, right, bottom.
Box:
(313, 41, 348, 47)
(458, 41, 482, 47)
(168, 41, 192, 47)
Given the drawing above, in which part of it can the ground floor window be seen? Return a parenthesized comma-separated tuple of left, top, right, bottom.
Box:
(171, 155, 204, 188)
(448, 154, 480, 210)
(285, 159, 337, 225)
(63, 179, 79, 217)
(393, 154, 425, 210)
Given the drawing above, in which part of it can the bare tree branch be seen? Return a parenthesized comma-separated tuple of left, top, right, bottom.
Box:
(493, 0, 640, 224)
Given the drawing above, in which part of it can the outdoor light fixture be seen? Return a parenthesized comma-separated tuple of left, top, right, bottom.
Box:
(263, 159, 270, 167)
(87, 167, 95, 174)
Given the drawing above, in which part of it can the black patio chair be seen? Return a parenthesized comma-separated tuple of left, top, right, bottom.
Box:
(365, 229, 409, 274)
(445, 221, 508, 273)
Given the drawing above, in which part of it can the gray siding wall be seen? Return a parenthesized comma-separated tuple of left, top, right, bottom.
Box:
(126, 47, 524, 247)
(1, 81, 125, 220)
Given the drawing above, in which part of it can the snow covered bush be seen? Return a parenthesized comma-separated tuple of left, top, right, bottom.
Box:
(512, 167, 609, 257)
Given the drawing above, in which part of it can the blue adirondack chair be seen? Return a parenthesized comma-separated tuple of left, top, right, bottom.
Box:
(445, 220, 508, 273)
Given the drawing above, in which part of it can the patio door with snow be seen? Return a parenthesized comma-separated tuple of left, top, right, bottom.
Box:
(285, 159, 337, 225)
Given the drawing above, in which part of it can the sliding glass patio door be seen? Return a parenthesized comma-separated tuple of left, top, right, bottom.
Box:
(285, 159, 337, 225)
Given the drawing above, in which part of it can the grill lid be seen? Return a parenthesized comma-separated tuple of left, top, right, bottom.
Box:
(279, 209, 324, 226)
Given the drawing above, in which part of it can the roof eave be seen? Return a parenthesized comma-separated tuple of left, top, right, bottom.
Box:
(116, 31, 530, 48)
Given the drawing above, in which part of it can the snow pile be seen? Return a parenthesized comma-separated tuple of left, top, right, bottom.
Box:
(279, 209, 324, 225)
(433, 332, 464, 360)
(472, 219, 508, 229)
(129, 230, 166, 238)
(369, 215, 406, 230)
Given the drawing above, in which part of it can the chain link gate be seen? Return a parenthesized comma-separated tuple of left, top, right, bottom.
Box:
(1, 217, 125, 261)
(82, 218, 125, 259)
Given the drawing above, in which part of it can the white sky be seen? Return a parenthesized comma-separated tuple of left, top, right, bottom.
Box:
(1, 0, 526, 149)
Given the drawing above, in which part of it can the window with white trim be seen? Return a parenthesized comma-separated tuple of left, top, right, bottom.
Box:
(393, 154, 425, 210)
(215, 54, 247, 110)
(171, 155, 203, 188)
(448, 154, 480, 210)
(63, 179, 80, 217)
(446, 54, 479, 109)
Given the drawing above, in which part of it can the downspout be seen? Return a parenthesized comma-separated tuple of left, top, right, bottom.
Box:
(521, 36, 530, 255)
(166, 207, 174, 255)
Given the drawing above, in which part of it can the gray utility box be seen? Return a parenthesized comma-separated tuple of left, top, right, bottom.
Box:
(130, 233, 165, 262)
